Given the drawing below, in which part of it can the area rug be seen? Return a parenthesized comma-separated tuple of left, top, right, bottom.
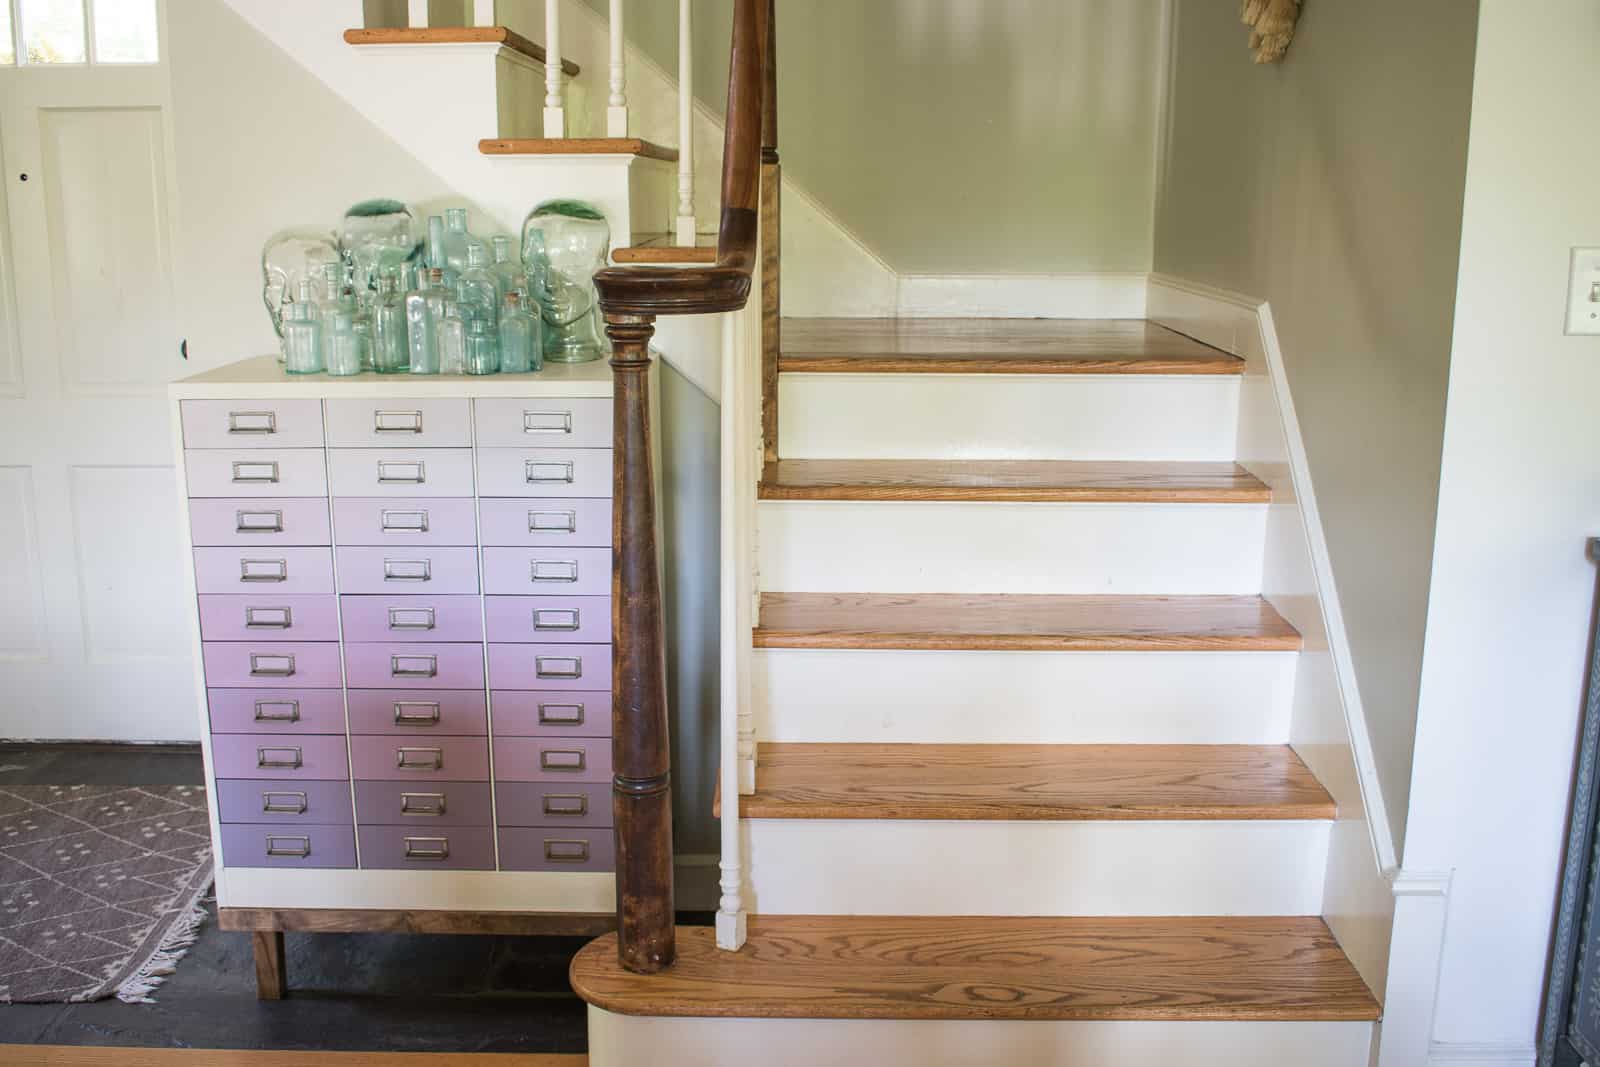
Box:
(0, 784, 213, 1003)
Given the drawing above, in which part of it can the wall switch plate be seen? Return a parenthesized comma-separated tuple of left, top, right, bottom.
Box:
(1567, 248, 1600, 334)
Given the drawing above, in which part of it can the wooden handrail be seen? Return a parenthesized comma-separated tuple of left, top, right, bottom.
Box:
(595, 0, 771, 975)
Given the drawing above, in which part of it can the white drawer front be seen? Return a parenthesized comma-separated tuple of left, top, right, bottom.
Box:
(473, 398, 612, 449)
(476, 448, 612, 498)
(325, 398, 472, 448)
(181, 399, 325, 450)
(185, 449, 328, 499)
(328, 449, 475, 498)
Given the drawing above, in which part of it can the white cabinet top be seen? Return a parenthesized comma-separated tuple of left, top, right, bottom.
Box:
(170, 355, 616, 400)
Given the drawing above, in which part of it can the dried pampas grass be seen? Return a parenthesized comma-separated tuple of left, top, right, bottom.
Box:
(1241, 0, 1301, 63)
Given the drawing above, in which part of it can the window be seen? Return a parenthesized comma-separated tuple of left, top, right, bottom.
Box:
(8, 0, 158, 66)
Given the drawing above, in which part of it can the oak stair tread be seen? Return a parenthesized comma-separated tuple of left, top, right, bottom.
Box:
(779, 318, 1243, 375)
(479, 138, 678, 162)
(342, 27, 581, 76)
(614, 232, 719, 264)
(571, 916, 1380, 1021)
(754, 592, 1303, 652)
(759, 458, 1270, 503)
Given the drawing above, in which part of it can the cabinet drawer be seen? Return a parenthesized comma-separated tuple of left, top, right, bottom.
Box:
(189, 498, 331, 548)
(181, 399, 325, 450)
(485, 596, 609, 644)
(495, 782, 611, 828)
(357, 825, 495, 871)
(473, 398, 612, 449)
(328, 448, 474, 498)
(490, 691, 612, 737)
(325, 398, 471, 448)
(336, 546, 480, 595)
(493, 737, 612, 783)
(340, 594, 484, 643)
(186, 449, 328, 498)
(343, 642, 486, 690)
(332, 498, 478, 547)
(193, 547, 334, 595)
(497, 827, 614, 872)
(210, 733, 350, 780)
(215, 779, 354, 825)
(478, 498, 612, 548)
(476, 448, 610, 498)
(220, 823, 355, 869)
(482, 548, 609, 597)
(488, 643, 610, 691)
(198, 595, 339, 642)
(347, 689, 488, 736)
(208, 688, 347, 734)
(201, 642, 343, 689)
(350, 735, 490, 781)
(354, 781, 493, 827)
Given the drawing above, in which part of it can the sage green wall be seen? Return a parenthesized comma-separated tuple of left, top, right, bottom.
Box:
(1153, 0, 1478, 851)
(585, 0, 1167, 274)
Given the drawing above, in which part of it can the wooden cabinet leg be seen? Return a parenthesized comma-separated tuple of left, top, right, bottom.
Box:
(252, 930, 286, 1000)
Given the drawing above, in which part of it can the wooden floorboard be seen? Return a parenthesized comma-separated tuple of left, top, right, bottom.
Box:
(1, 1050, 583, 1066)
(759, 458, 1270, 503)
(571, 917, 1380, 1021)
(478, 138, 678, 162)
(342, 28, 580, 76)
(754, 592, 1303, 652)
(779, 318, 1243, 375)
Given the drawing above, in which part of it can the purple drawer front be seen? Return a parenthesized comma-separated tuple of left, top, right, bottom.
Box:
(354, 781, 493, 826)
(328, 448, 475, 499)
(491, 691, 612, 737)
(478, 498, 613, 548)
(347, 689, 488, 736)
(193, 547, 334, 596)
(332, 498, 478, 547)
(496, 782, 612, 828)
(325, 398, 472, 448)
(201, 641, 343, 689)
(482, 548, 609, 597)
(185, 449, 328, 499)
(488, 643, 611, 692)
(497, 827, 614, 872)
(221, 823, 356, 869)
(356, 825, 495, 871)
(340, 595, 484, 643)
(210, 733, 350, 780)
(472, 398, 612, 449)
(208, 688, 347, 734)
(189, 498, 331, 547)
(215, 779, 354, 825)
(484, 596, 610, 645)
(492, 737, 612, 783)
(476, 447, 612, 498)
(343, 642, 486, 690)
(181, 399, 325, 450)
(350, 735, 490, 781)
(198, 595, 340, 642)
(335, 546, 480, 595)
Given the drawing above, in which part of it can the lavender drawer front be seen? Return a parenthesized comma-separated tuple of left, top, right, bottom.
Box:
(335, 546, 480, 595)
(328, 448, 475, 498)
(210, 734, 350, 780)
(215, 779, 354, 825)
(208, 688, 347, 734)
(492, 737, 613, 783)
(198, 595, 340, 642)
(497, 827, 614, 872)
(189, 498, 331, 547)
(482, 548, 609, 597)
(485, 596, 610, 644)
(490, 691, 613, 738)
(355, 781, 493, 826)
(181, 399, 325, 450)
(185, 449, 328, 499)
(357, 825, 495, 871)
(350, 735, 490, 781)
(202, 642, 343, 689)
(496, 782, 612, 828)
(325, 398, 472, 448)
(343, 642, 486, 690)
(476, 448, 612, 498)
(332, 498, 478, 546)
(478, 498, 613, 548)
(488, 643, 611, 692)
(220, 823, 355, 869)
(193, 547, 334, 595)
(472, 398, 612, 449)
(347, 689, 488, 736)
(340, 595, 484, 643)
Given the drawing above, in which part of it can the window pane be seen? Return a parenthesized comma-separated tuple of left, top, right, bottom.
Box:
(92, 0, 157, 63)
(0, 5, 15, 65)
(20, 0, 87, 63)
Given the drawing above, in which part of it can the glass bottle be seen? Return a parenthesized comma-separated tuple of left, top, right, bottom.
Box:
(282, 282, 324, 375)
(441, 207, 488, 279)
(459, 242, 501, 326)
(464, 317, 499, 375)
(491, 235, 526, 298)
(498, 289, 541, 374)
(437, 302, 468, 375)
(351, 293, 375, 373)
(326, 311, 362, 377)
(373, 271, 409, 374)
(405, 265, 444, 375)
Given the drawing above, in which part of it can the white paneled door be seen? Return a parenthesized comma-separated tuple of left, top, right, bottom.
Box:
(0, 1, 194, 739)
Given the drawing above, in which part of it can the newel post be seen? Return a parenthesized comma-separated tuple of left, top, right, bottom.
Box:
(606, 311, 676, 974)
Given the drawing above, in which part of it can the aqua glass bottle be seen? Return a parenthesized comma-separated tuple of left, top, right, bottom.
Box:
(283, 298, 324, 376)
(459, 242, 501, 326)
(437, 302, 468, 375)
(441, 207, 488, 279)
(373, 272, 409, 374)
(498, 290, 540, 374)
(464, 317, 499, 375)
(491, 235, 526, 297)
(405, 266, 443, 375)
(327, 311, 362, 376)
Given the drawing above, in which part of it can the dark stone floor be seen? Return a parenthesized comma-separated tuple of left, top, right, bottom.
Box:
(0, 743, 703, 1053)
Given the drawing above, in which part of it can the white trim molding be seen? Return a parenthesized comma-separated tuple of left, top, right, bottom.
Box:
(1429, 1043, 1537, 1067)
(1379, 870, 1453, 1067)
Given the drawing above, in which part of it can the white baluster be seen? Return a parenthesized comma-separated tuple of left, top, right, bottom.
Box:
(407, 0, 429, 29)
(544, 0, 566, 138)
(607, 0, 629, 137)
(676, 0, 695, 245)
(472, 0, 495, 27)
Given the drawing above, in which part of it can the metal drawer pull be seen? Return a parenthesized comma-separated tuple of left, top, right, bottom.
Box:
(535, 656, 583, 680)
(396, 746, 444, 770)
(538, 702, 585, 726)
(523, 410, 574, 434)
(533, 608, 580, 632)
(265, 834, 311, 858)
(542, 793, 589, 817)
(230, 461, 281, 484)
(380, 509, 430, 533)
(541, 749, 587, 772)
(388, 607, 436, 631)
(261, 791, 308, 814)
(529, 510, 577, 534)
(390, 654, 438, 678)
(239, 558, 289, 583)
(228, 410, 278, 435)
(393, 701, 441, 726)
(544, 839, 590, 863)
(377, 460, 426, 484)
(530, 560, 579, 584)
(235, 509, 284, 534)
(374, 409, 424, 434)
(245, 606, 293, 630)
(400, 792, 447, 816)
(253, 699, 301, 723)
(256, 746, 304, 769)
(524, 460, 575, 485)
(249, 653, 296, 677)
(403, 836, 450, 860)
(383, 559, 432, 583)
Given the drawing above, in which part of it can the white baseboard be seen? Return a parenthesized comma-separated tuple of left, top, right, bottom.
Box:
(1377, 870, 1453, 1067)
(1429, 1043, 1537, 1066)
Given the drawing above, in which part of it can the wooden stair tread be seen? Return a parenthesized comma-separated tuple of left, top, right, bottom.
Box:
(755, 593, 1303, 652)
(739, 743, 1335, 821)
(760, 458, 1270, 503)
(479, 138, 678, 162)
(780, 318, 1243, 375)
(571, 916, 1380, 1021)
(342, 27, 581, 76)
(614, 232, 719, 264)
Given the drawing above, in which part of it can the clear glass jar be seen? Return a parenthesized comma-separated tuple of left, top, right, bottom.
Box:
(497, 290, 541, 374)
(464, 317, 500, 376)
(326, 311, 362, 377)
(261, 228, 340, 348)
(438, 303, 468, 375)
(339, 199, 419, 296)
(282, 288, 324, 376)
(521, 199, 609, 363)
(441, 207, 489, 279)
(459, 243, 502, 327)
(405, 266, 444, 375)
(373, 272, 409, 374)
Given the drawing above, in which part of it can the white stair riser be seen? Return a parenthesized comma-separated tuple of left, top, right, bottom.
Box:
(758, 501, 1267, 595)
(778, 373, 1241, 461)
(756, 649, 1297, 745)
(743, 820, 1330, 916)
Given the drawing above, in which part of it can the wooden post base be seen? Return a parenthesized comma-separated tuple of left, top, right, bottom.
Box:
(252, 930, 286, 1001)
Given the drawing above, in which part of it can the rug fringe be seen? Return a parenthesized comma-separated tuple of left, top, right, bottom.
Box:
(113, 875, 213, 1005)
